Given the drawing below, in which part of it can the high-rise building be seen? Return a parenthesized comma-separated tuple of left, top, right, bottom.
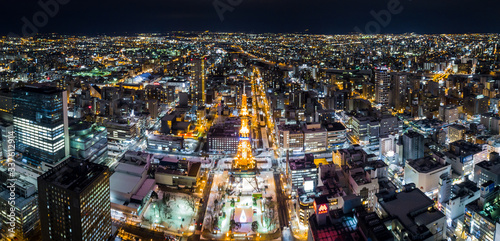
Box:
(389, 72, 409, 110)
(402, 130, 424, 164)
(13, 85, 69, 167)
(38, 158, 111, 241)
(191, 58, 206, 105)
(375, 68, 390, 107)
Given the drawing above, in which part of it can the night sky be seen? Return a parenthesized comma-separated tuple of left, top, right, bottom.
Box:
(1, 0, 499, 36)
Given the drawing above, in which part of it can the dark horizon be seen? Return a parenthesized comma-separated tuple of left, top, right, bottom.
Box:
(1, 0, 499, 37)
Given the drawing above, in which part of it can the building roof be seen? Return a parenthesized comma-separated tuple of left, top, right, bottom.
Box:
(115, 162, 147, 177)
(324, 122, 346, 132)
(406, 156, 448, 173)
(38, 158, 108, 194)
(377, 187, 444, 236)
(110, 172, 142, 194)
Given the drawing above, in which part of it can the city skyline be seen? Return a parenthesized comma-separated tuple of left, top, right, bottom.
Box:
(2, 2, 500, 240)
(1, 0, 500, 36)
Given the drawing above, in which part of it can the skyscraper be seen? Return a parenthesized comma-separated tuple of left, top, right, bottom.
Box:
(38, 158, 111, 241)
(375, 68, 390, 107)
(191, 57, 206, 105)
(402, 130, 425, 164)
(13, 85, 69, 167)
(389, 72, 409, 110)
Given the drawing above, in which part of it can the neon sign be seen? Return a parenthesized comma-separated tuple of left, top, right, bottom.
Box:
(316, 203, 328, 214)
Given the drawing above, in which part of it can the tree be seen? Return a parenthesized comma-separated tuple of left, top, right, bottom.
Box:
(150, 191, 158, 200)
(251, 221, 259, 232)
(264, 200, 277, 229)
(186, 196, 196, 212)
(230, 219, 236, 231)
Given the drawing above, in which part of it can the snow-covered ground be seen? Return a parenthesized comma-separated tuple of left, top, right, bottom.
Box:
(143, 191, 197, 233)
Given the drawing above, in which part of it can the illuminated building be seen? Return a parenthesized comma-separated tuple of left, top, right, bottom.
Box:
(207, 117, 240, 154)
(191, 58, 206, 105)
(324, 122, 346, 148)
(480, 113, 500, 135)
(442, 180, 479, 222)
(303, 123, 327, 153)
(474, 153, 500, 186)
(147, 134, 184, 151)
(401, 130, 424, 165)
(0, 179, 39, 239)
(375, 68, 390, 106)
(448, 124, 466, 143)
(287, 154, 317, 197)
(347, 166, 381, 211)
(307, 196, 365, 241)
(464, 181, 500, 241)
(403, 154, 451, 194)
(13, 85, 69, 167)
(277, 124, 304, 153)
(38, 158, 111, 241)
(444, 140, 486, 177)
(389, 72, 409, 111)
(233, 87, 255, 170)
(68, 121, 108, 164)
(104, 119, 137, 142)
(464, 95, 489, 116)
(438, 105, 459, 123)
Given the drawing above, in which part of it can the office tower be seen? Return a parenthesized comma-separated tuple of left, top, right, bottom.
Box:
(402, 130, 424, 164)
(13, 85, 69, 167)
(375, 68, 390, 106)
(191, 58, 206, 105)
(38, 158, 111, 241)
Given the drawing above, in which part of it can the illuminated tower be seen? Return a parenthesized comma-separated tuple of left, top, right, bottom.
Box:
(233, 85, 255, 170)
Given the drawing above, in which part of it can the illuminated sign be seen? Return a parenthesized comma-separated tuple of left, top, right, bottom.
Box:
(317, 204, 328, 214)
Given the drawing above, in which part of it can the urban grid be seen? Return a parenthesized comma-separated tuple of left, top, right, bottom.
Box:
(0, 1, 500, 241)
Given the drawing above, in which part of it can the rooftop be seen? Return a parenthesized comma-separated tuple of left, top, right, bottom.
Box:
(406, 156, 449, 173)
(38, 158, 108, 193)
(324, 122, 346, 132)
(377, 186, 444, 236)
